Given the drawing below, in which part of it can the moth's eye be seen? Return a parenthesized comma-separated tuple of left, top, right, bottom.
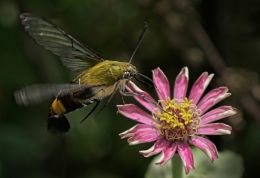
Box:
(123, 71, 131, 79)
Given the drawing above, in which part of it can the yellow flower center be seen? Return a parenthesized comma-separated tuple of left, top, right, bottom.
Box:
(154, 98, 201, 141)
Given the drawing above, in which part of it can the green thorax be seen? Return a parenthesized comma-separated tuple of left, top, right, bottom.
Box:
(74, 60, 137, 86)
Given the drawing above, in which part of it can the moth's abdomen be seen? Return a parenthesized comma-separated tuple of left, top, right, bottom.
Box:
(49, 96, 84, 116)
(48, 95, 85, 133)
(48, 114, 70, 133)
(51, 98, 66, 115)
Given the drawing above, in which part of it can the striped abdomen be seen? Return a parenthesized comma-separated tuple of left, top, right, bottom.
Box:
(48, 95, 85, 133)
(49, 95, 84, 116)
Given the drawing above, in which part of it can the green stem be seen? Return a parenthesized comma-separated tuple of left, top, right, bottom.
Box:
(171, 155, 183, 178)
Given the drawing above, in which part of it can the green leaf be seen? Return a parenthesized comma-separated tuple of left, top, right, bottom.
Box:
(185, 149, 244, 178)
(145, 150, 244, 178)
(145, 156, 172, 178)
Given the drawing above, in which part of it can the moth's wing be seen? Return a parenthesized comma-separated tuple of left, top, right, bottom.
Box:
(14, 84, 93, 106)
(20, 13, 104, 72)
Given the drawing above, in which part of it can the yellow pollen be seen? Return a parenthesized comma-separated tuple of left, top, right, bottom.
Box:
(155, 98, 200, 141)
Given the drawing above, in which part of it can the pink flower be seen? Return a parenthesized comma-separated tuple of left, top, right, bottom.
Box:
(117, 67, 236, 174)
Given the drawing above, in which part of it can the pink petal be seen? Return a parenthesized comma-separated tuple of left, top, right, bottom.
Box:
(117, 104, 155, 126)
(152, 68, 170, 100)
(126, 81, 157, 113)
(174, 67, 189, 100)
(119, 124, 154, 139)
(127, 129, 159, 145)
(119, 124, 159, 145)
(201, 106, 237, 125)
(189, 72, 214, 105)
(178, 143, 194, 174)
(155, 142, 177, 165)
(197, 123, 232, 135)
(197, 87, 231, 114)
(190, 137, 218, 161)
(139, 138, 168, 157)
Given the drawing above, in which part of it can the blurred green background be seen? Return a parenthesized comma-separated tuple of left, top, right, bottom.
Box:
(1, 0, 260, 178)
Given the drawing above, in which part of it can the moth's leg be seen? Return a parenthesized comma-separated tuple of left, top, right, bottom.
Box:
(121, 95, 126, 104)
(119, 90, 150, 101)
(120, 90, 137, 97)
(80, 100, 100, 123)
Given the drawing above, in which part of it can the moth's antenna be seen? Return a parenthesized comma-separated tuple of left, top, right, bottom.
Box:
(129, 22, 148, 64)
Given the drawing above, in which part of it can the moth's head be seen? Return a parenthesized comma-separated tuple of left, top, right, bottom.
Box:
(122, 63, 138, 79)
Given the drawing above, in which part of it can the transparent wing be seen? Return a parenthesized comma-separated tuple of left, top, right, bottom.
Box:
(14, 84, 90, 106)
(20, 13, 104, 72)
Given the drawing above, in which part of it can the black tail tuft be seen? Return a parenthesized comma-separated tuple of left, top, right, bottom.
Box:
(47, 115, 70, 133)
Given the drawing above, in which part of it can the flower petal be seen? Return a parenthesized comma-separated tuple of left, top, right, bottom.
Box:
(201, 106, 237, 125)
(126, 81, 157, 113)
(139, 138, 168, 157)
(117, 104, 155, 126)
(174, 67, 189, 100)
(152, 68, 170, 100)
(178, 143, 194, 174)
(190, 137, 218, 161)
(155, 142, 177, 165)
(197, 123, 232, 135)
(119, 124, 154, 139)
(197, 87, 231, 114)
(189, 72, 214, 105)
(119, 124, 159, 145)
(127, 129, 159, 145)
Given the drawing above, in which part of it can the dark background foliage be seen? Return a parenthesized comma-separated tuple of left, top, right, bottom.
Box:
(0, 0, 260, 178)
